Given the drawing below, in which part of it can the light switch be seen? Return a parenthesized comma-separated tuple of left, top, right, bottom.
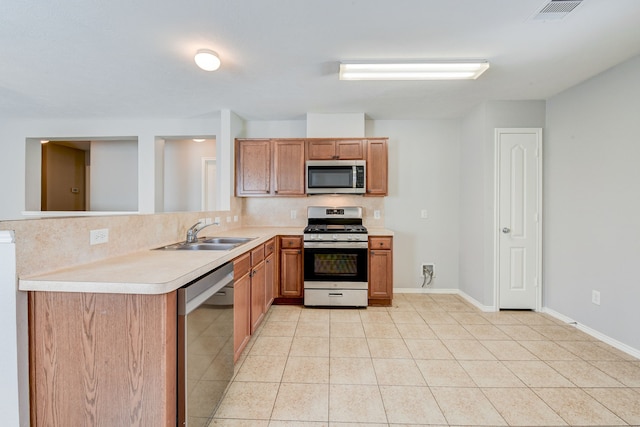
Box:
(421, 209, 428, 219)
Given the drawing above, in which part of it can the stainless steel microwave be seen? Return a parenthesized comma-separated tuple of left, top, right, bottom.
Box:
(306, 160, 366, 194)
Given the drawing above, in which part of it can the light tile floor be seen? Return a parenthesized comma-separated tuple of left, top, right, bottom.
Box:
(211, 293, 640, 426)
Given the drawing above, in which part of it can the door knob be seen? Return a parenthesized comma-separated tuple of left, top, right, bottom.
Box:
(502, 227, 511, 234)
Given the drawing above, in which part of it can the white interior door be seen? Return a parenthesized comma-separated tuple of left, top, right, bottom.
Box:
(496, 128, 542, 310)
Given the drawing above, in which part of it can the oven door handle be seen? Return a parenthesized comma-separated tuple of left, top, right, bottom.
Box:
(303, 241, 368, 249)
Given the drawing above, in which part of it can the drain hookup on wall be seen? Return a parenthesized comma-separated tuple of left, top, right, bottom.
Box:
(421, 263, 434, 288)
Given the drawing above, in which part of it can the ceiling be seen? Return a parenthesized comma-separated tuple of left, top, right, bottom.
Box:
(1, 0, 639, 121)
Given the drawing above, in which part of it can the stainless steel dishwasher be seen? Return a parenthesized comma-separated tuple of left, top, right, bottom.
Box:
(177, 262, 234, 426)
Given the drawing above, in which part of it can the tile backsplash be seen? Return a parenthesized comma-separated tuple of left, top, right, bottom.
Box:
(0, 206, 242, 278)
(1, 196, 385, 278)
(242, 196, 385, 228)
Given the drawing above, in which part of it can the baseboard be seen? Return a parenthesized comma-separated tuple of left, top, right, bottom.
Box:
(542, 307, 640, 360)
(395, 288, 496, 312)
(457, 290, 497, 312)
(395, 288, 639, 359)
(395, 287, 459, 294)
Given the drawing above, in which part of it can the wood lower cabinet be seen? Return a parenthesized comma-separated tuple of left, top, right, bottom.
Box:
(29, 291, 177, 426)
(365, 138, 388, 196)
(368, 236, 393, 305)
(233, 252, 252, 361)
(250, 245, 266, 333)
(264, 238, 276, 310)
(278, 236, 303, 298)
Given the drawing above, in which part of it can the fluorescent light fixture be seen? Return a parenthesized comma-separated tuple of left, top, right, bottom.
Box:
(339, 60, 490, 81)
(194, 49, 221, 71)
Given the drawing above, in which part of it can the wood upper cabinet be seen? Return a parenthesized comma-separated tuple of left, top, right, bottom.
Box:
(307, 139, 364, 160)
(279, 236, 303, 298)
(273, 139, 305, 195)
(236, 139, 271, 196)
(236, 137, 388, 196)
(236, 138, 305, 196)
(368, 236, 393, 305)
(365, 138, 388, 196)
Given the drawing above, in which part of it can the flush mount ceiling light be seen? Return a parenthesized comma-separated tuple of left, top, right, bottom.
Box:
(339, 60, 490, 81)
(194, 49, 221, 71)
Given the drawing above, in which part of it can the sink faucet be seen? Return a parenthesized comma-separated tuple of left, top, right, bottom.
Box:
(186, 221, 219, 243)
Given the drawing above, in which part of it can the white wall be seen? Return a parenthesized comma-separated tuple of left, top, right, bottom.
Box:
(458, 101, 546, 307)
(0, 231, 27, 426)
(368, 119, 461, 290)
(545, 55, 640, 351)
(90, 139, 138, 211)
(459, 105, 487, 302)
(0, 117, 222, 220)
(163, 139, 216, 212)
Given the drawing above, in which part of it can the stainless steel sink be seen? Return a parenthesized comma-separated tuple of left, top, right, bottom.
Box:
(200, 237, 254, 245)
(154, 237, 256, 251)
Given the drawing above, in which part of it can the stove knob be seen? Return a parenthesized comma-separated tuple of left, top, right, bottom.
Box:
(332, 234, 338, 240)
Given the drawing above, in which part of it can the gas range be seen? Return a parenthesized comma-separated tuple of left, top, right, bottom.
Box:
(303, 206, 369, 307)
(303, 206, 368, 243)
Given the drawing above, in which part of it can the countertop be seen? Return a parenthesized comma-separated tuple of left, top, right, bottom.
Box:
(20, 226, 394, 295)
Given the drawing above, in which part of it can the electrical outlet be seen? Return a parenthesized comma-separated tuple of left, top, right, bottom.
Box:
(90, 228, 109, 245)
(374, 210, 381, 219)
(290, 210, 297, 219)
(233, 215, 238, 222)
(421, 263, 434, 278)
(592, 290, 601, 305)
(421, 209, 428, 219)
(204, 217, 213, 225)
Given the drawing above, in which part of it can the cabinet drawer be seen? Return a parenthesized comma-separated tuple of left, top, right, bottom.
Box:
(264, 238, 275, 256)
(234, 252, 251, 277)
(369, 237, 392, 250)
(251, 245, 265, 265)
(280, 236, 302, 249)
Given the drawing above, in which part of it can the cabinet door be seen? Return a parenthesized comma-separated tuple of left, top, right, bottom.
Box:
(250, 260, 266, 333)
(307, 140, 336, 160)
(368, 249, 392, 300)
(280, 248, 303, 297)
(365, 138, 388, 196)
(29, 292, 178, 426)
(236, 139, 271, 196)
(234, 272, 251, 361)
(273, 139, 305, 195)
(335, 139, 364, 159)
(264, 252, 275, 310)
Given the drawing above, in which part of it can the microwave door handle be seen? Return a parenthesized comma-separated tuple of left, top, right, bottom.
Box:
(352, 167, 357, 188)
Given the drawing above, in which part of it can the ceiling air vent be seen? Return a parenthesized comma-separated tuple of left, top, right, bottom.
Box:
(533, 0, 583, 20)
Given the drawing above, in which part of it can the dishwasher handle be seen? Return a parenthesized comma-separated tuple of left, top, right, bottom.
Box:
(178, 263, 234, 315)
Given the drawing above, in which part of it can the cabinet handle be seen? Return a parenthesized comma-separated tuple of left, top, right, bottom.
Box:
(297, 250, 301, 254)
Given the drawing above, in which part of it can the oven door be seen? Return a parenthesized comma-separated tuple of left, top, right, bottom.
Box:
(303, 242, 368, 288)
